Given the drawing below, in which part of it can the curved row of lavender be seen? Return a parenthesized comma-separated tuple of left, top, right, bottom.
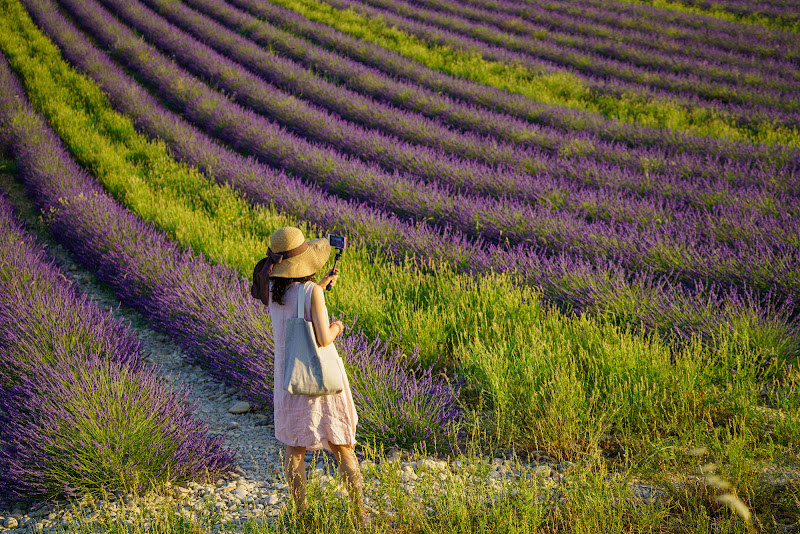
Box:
(186, 0, 798, 193)
(0, 189, 233, 499)
(49, 0, 800, 311)
(135, 0, 800, 224)
(220, 0, 800, 165)
(0, 51, 461, 459)
(461, 0, 797, 77)
(320, 0, 800, 130)
(619, 0, 799, 33)
(469, 0, 800, 64)
(342, 0, 798, 112)
(408, 0, 799, 91)
(21, 0, 797, 354)
(360, 0, 800, 109)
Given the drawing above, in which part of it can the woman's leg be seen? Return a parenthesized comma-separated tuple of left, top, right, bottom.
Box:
(284, 445, 307, 511)
(329, 443, 367, 522)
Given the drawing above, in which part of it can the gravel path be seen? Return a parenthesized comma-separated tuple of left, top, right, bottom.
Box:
(0, 174, 303, 530)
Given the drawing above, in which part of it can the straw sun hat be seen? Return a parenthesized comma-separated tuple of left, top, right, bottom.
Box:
(267, 226, 331, 278)
(251, 227, 331, 305)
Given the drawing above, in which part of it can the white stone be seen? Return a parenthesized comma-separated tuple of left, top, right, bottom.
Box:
(266, 495, 280, 506)
(228, 401, 251, 414)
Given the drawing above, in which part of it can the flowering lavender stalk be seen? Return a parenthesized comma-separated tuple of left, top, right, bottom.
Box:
(0, 192, 232, 500)
(0, 49, 462, 453)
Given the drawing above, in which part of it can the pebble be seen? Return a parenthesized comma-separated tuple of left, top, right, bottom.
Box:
(4, 517, 17, 529)
(226, 421, 240, 431)
(228, 401, 251, 414)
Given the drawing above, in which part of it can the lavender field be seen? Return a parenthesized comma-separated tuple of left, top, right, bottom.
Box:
(0, 0, 798, 531)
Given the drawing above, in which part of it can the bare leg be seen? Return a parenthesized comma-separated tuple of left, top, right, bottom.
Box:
(284, 445, 307, 512)
(329, 443, 368, 523)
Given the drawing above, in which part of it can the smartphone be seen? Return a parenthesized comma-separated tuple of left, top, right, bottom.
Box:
(328, 234, 347, 250)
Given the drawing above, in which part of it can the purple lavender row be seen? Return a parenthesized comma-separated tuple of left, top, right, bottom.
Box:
(453, 0, 799, 80)
(340, 333, 463, 453)
(463, 0, 800, 73)
(188, 0, 800, 205)
(540, 0, 800, 63)
(0, 46, 276, 408)
(66, 0, 652, 250)
(24, 0, 798, 350)
(650, 0, 800, 30)
(0, 191, 233, 499)
(52, 0, 800, 303)
(338, 0, 800, 124)
(129, 0, 800, 225)
(104, 0, 625, 197)
(224, 0, 800, 166)
(0, 39, 461, 453)
(412, 0, 800, 94)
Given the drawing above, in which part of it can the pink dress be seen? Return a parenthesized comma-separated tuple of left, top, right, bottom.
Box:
(269, 282, 358, 450)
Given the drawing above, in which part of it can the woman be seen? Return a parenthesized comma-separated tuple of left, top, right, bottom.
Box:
(255, 226, 365, 522)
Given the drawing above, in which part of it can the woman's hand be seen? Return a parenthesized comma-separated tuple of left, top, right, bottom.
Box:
(330, 320, 344, 339)
(319, 269, 340, 291)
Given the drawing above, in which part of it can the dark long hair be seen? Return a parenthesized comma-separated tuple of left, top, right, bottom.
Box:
(271, 275, 315, 305)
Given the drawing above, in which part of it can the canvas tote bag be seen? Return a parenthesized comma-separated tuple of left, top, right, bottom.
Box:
(283, 282, 344, 395)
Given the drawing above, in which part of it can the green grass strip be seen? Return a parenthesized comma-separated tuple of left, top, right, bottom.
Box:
(621, 0, 800, 35)
(266, 0, 800, 147)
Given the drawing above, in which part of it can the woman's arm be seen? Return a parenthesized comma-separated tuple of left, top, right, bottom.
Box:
(310, 284, 343, 347)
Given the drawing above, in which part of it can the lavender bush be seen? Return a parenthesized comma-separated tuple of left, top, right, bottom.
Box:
(339, 331, 462, 453)
(0, 192, 232, 499)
